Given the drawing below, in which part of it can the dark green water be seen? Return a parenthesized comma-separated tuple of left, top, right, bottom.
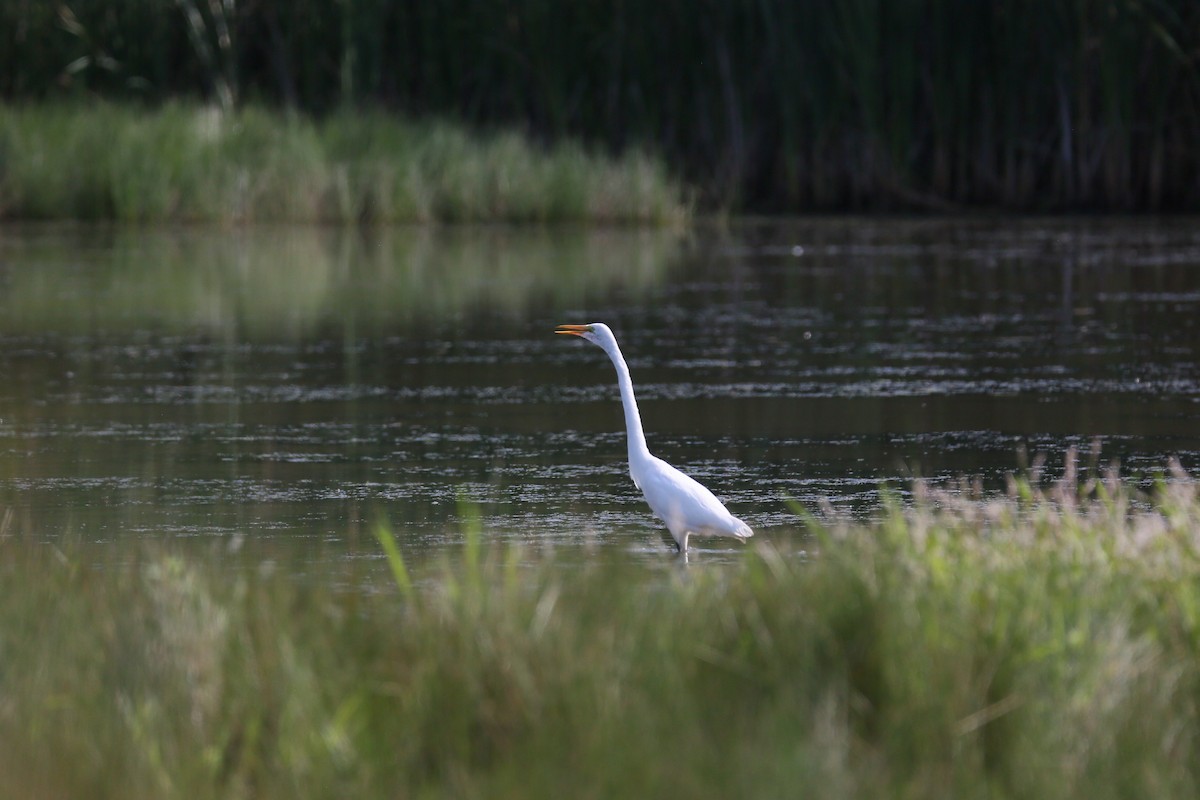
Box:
(1, 219, 1198, 566)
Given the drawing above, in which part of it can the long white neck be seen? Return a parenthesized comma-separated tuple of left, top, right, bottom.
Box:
(601, 339, 651, 463)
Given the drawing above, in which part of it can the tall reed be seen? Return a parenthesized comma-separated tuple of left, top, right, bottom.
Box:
(2, 1, 1197, 211)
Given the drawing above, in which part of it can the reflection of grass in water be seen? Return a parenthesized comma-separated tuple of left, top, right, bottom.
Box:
(0, 104, 688, 224)
(3, 463, 1200, 797)
(0, 225, 681, 335)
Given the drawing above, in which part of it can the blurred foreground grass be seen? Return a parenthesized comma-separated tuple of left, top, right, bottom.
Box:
(0, 103, 688, 224)
(3, 464, 1200, 798)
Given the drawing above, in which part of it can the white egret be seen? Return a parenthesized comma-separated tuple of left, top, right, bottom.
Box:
(556, 322, 753, 552)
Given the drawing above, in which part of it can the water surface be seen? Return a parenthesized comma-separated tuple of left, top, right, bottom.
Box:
(2, 219, 1198, 570)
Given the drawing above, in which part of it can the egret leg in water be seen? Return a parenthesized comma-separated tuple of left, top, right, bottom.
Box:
(556, 323, 753, 553)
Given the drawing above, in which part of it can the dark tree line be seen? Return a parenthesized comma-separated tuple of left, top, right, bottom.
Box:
(3, 0, 1199, 211)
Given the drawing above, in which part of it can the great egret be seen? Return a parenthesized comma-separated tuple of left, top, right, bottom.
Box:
(556, 322, 753, 552)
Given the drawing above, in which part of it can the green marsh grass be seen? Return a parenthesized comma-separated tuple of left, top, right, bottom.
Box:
(0, 103, 688, 224)
(3, 1, 1197, 211)
(3, 463, 1200, 797)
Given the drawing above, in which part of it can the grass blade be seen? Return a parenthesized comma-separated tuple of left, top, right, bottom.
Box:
(373, 521, 414, 601)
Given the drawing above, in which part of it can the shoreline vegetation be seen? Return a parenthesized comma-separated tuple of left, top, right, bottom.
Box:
(3, 2, 1199, 213)
(0, 103, 689, 224)
(3, 464, 1200, 797)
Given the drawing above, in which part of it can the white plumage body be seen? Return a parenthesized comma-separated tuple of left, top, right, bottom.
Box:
(631, 453, 753, 552)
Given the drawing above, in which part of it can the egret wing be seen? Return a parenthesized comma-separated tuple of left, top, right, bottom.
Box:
(635, 456, 750, 539)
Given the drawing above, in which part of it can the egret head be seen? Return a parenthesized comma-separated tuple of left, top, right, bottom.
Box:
(555, 322, 616, 350)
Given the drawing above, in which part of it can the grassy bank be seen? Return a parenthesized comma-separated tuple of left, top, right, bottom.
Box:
(3, 2, 1199, 211)
(0, 104, 688, 224)
(2, 466, 1200, 797)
